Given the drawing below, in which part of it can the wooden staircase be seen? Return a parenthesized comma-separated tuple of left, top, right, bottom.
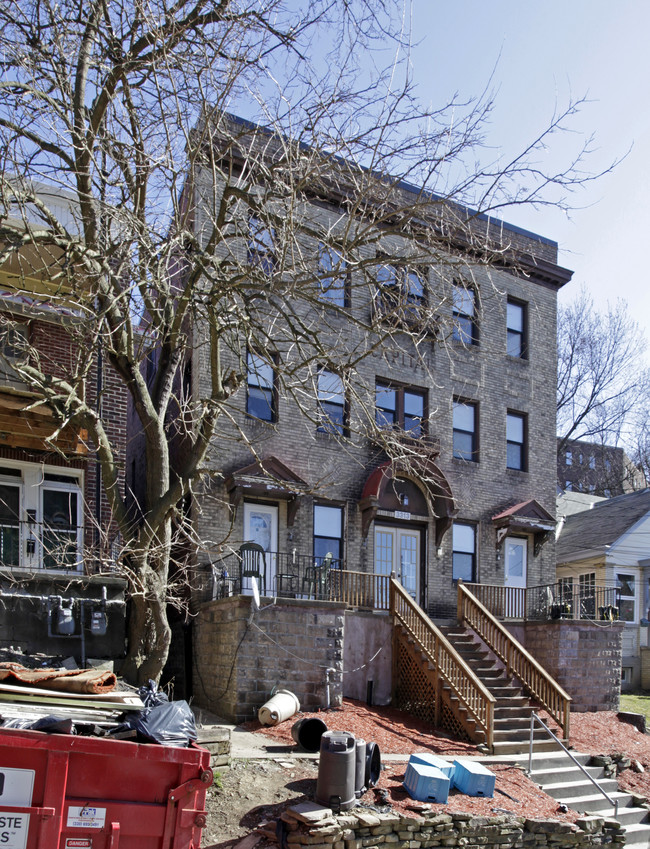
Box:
(438, 625, 564, 755)
(390, 579, 571, 754)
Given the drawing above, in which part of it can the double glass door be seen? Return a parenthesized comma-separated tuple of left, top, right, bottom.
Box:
(374, 525, 421, 600)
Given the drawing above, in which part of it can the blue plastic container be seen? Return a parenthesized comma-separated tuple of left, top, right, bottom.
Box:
(408, 753, 455, 781)
(403, 763, 450, 803)
(452, 758, 495, 797)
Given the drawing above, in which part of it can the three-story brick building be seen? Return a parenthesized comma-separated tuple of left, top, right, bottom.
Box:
(183, 117, 572, 622)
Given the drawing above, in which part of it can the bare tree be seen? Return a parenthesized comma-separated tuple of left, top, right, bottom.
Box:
(557, 287, 650, 455)
(0, 0, 606, 684)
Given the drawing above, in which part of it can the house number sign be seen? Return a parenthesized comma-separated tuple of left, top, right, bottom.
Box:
(394, 511, 411, 520)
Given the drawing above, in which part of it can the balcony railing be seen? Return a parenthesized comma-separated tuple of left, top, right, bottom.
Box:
(202, 550, 391, 610)
(465, 582, 620, 622)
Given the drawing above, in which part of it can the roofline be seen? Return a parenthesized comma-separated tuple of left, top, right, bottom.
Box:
(218, 113, 572, 287)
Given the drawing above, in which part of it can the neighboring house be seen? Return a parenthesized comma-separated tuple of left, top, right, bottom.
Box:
(556, 487, 650, 691)
(558, 438, 646, 498)
(0, 184, 127, 662)
(183, 118, 572, 624)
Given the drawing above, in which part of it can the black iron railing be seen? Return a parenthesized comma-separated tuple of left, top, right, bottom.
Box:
(465, 582, 620, 622)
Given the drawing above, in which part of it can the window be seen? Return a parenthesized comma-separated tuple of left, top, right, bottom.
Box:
(375, 382, 426, 437)
(246, 352, 276, 421)
(564, 481, 573, 491)
(506, 411, 526, 471)
(0, 324, 28, 386)
(579, 572, 596, 617)
(565, 451, 572, 466)
(506, 299, 526, 358)
(247, 215, 275, 273)
(0, 479, 20, 568)
(453, 400, 478, 462)
(589, 456, 596, 470)
(317, 369, 346, 435)
(0, 464, 82, 572)
(377, 263, 424, 304)
(42, 485, 81, 570)
(375, 263, 426, 327)
(616, 572, 636, 622)
(452, 523, 476, 582)
(317, 244, 348, 306)
(558, 576, 574, 613)
(313, 504, 343, 567)
(452, 284, 477, 345)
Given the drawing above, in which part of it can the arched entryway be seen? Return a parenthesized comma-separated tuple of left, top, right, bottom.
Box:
(359, 460, 455, 607)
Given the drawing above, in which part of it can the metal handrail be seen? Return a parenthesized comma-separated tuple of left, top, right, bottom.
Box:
(527, 712, 618, 818)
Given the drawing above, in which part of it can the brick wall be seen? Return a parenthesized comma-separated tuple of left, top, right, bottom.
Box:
(192, 596, 345, 723)
(523, 621, 624, 712)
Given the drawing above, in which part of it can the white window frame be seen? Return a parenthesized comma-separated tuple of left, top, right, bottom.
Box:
(0, 462, 83, 573)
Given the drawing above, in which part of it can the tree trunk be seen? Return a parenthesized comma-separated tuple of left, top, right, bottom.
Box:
(121, 566, 172, 686)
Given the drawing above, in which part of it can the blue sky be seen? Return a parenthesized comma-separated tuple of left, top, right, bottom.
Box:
(409, 1, 650, 329)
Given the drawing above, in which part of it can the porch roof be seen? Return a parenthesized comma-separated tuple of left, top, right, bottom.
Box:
(225, 455, 308, 526)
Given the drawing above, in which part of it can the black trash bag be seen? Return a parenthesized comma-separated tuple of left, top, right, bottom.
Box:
(138, 679, 169, 708)
(2, 715, 75, 734)
(131, 700, 197, 747)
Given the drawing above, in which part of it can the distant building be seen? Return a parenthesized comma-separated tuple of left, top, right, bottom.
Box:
(556, 487, 650, 690)
(557, 438, 645, 498)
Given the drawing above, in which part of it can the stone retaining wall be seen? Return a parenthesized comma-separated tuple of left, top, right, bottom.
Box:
(521, 621, 624, 712)
(193, 596, 345, 723)
(269, 803, 624, 849)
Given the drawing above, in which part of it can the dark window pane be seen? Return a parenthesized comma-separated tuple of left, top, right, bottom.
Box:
(507, 443, 523, 470)
(453, 553, 474, 582)
(247, 387, 274, 421)
(507, 329, 523, 357)
(454, 431, 475, 461)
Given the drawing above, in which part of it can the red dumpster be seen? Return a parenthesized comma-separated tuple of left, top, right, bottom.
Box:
(0, 726, 213, 848)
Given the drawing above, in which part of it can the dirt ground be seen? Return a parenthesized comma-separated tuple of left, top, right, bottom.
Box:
(200, 701, 650, 849)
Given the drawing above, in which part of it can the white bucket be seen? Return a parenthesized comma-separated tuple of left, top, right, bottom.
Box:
(258, 689, 300, 726)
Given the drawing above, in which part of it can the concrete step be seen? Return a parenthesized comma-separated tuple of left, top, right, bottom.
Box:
(491, 739, 562, 756)
(540, 777, 619, 801)
(622, 821, 650, 849)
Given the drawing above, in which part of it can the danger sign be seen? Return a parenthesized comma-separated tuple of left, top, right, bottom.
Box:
(65, 839, 93, 848)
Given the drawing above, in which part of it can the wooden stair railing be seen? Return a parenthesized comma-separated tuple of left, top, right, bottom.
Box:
(390, 579, 495, 749)
(457, 580, 571, 741)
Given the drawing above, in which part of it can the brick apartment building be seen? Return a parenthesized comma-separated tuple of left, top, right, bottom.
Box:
(558, 437, 646, 497)
(182, 118, 573, 625)
(0, 187, 127, 660)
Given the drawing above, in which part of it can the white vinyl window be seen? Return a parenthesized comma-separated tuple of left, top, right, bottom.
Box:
(0, 464, 83, 572)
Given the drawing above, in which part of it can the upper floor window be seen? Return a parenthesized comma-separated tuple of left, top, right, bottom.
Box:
(313, 504, 343, 567)
(453, 400, 478, 462)
(248, 215, 275, 274)
(317, 245, 348, 307)
(452, 284, 478, 345)
(375, 382, 426, 437)
(377, 263, 425, 304)
(452, 522, 476, 582)
(317, 368, 347, 435)
(506, 411, 526, 471)
(0, 324, 28, 387)
(589, 455, 596, 470)
(246, 351, 276, 422)
(506, 299, 527, 358)
(565, 451, 572, 466)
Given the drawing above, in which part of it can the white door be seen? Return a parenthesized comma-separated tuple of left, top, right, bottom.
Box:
(243, 502, 278, 596)
(504, 536, 527, 616)
(374, 525, 421, 601)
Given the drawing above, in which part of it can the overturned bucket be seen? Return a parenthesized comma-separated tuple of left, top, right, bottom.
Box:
(258, 689, 300, 726)
(365, 741, 381, 788)
(291, 717, 328, 752)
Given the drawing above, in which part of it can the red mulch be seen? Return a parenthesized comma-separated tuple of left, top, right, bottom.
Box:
(243, 699, 650, 821)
